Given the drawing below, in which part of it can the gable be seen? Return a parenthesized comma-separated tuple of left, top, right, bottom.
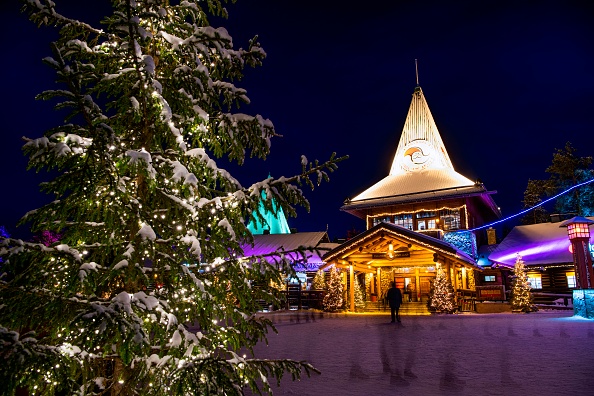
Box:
(322, 222, 478, 273)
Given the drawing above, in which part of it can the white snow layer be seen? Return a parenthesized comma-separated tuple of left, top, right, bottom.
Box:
(79, 261, 101, 281)
(126, 148, 156, 177)
(137, 223, 157, 241)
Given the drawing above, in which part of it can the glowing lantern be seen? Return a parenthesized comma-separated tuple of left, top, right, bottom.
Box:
(560, 216, 594, 289)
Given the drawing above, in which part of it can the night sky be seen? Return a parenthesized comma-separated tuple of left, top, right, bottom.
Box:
(1, 1, 593, 241)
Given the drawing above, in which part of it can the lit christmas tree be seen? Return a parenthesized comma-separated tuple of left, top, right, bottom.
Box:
(353, 275, 366, 312)
(311, 269, 326, 290)
(510, 254, 537, 312)
(323, 266, 344, 312)
(428, 264, 457, 313)
(0, 1, 345, 394)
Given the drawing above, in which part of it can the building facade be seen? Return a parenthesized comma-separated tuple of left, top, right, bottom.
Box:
(325, 85, 501, 311)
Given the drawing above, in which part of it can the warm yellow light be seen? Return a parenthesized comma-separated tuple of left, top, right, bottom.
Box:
(567, 223, 591, 240)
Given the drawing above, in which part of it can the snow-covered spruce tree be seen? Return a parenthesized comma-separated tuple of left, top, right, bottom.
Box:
(311, 269, 326, 290)
(429, 264, 457, 313)
(0, 1, 345, 395)
(510, 254, 537, 313)
(322, 266, 343, 312)
(353, 275, 366, 312)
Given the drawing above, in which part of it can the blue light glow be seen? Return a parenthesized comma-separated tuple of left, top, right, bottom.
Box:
(573, 289, 594, 319)
(462, 178, 594, 233)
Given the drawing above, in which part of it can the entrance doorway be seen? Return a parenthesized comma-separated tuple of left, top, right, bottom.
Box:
(394, 277, 418, 302)
(403, 277, 416, 302)
(419, 276, 433, 302)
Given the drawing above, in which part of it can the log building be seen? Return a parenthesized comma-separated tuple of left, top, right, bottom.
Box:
(322, 85, 501, 311)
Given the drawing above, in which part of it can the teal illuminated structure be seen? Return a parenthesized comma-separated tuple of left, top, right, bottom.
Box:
(246, 191, 291, 235)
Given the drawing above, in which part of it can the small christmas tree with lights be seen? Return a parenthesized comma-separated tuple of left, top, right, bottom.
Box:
(323, 266, 344, 312)
(312, 269, 326, 290)
(0, 1, 346, 394)
(510, 254, 537, 312)
(467, 268, 476, 290)
(428, 264, 457, 313)
(353, 276, 366, 311)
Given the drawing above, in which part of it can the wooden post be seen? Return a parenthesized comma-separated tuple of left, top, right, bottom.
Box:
(349, 264, 355, 312)
(415, 267, 421, 302)
(376, 268, 382, 301)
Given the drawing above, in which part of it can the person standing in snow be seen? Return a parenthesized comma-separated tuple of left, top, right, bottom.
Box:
(386, 282, 403, 323)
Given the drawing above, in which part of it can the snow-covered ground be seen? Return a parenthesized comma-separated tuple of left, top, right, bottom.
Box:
(246, 310, 594, 396)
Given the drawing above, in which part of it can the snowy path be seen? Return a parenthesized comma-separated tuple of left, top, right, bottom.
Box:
(246, 311, 594, 396)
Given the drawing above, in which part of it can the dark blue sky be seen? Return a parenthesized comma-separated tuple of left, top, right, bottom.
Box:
(2, 1, 593, 241)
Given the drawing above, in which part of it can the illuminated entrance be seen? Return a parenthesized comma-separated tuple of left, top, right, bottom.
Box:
(321, 222, 481, 312)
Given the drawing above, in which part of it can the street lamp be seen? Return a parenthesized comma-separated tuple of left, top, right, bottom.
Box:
(559, 216, 594, 289)
(560, 216, 594, 319)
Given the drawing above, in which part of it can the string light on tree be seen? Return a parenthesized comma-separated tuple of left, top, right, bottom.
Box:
(509, 254, 537, 313)
(0, 1, 345, 394)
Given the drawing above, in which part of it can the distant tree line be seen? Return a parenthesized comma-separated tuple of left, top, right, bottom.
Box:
(522, 142, 594, 224)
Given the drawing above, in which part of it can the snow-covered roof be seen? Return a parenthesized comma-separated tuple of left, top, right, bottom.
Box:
(241, 232, 339, 271)
(488, 217, 594, 267)
(343, 86, 497, 212)
(347, 169, 478, 204)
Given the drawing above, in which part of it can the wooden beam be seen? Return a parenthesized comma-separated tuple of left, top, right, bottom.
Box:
(349, 264, 355, 312)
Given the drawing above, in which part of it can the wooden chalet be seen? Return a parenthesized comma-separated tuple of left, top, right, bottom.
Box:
(485, 217, 594, 307)
(328, 85, 502, 311)
(321, 222, 481, 310)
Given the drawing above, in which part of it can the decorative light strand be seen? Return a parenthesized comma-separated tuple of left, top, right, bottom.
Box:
(367, 204, 469, 230)
(463, 177, 594, 232)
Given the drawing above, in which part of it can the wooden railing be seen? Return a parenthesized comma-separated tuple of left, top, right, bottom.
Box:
(280, 289, 325, 310)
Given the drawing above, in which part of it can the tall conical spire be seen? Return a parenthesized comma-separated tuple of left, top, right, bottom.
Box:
(246, 174, 291, 235)
(389, 86, 454, 175)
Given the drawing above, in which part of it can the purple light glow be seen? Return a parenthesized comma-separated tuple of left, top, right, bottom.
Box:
(492, 238, 571, 266)
(489, 219, 594, 267)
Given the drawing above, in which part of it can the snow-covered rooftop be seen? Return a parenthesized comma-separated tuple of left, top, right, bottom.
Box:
(241, 232, 338, 271)
(344, 86, 492, 208)
(488, 217, 594, 267)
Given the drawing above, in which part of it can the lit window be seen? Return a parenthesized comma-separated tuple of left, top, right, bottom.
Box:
(428, 219, 436, 229)
(566, 272, 576, 288)
(394, 214, 413, 230)
(484, 275, 495, 282)
(440, 209, 461, 230)
(527, 274, 542, 289)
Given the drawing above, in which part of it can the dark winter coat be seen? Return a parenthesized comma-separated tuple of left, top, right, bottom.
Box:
(386, 286, 402, 308)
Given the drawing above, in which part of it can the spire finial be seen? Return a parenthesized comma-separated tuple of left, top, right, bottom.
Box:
(415, 59, 419, 86)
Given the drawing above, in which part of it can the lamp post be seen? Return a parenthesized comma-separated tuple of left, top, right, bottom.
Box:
(559, 216, 594, 289)
(560, 216, 594, 319)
